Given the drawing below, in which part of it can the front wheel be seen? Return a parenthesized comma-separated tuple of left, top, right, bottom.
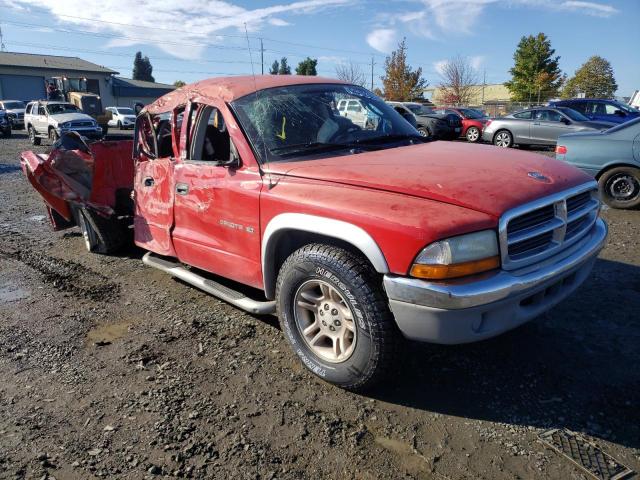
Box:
(49, 128, 59, 143)
(417, 127, 430, 138)
(276, 244, 399, 391)
(2, 128, 11, 138)
(598, 166, 640, 209)
(466, 126, 480, 142)
(29, 126, 41, 145)
(493, 130, 512, 148)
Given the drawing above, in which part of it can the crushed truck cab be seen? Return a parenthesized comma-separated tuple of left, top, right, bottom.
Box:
(20, 76, 607, 391)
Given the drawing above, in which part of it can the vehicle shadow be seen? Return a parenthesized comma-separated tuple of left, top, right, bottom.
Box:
(371, 257, 640, 450)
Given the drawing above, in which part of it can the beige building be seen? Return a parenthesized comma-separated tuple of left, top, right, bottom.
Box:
(424, 83, 511, 106)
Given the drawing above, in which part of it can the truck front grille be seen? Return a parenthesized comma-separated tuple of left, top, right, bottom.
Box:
(71, 121, 93, 127)
(499, 183, 599, 270)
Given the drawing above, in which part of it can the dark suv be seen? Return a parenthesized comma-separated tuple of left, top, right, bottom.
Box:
(549, 99, 639, 124)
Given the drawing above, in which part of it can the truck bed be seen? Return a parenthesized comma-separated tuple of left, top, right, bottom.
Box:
(20, 134, 134, 230)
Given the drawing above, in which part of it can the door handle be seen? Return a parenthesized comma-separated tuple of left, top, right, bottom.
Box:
(143, 177, 154, 187)
(176, 183, 189, 195)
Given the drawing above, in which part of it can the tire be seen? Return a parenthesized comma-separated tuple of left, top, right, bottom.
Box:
(28, 126, 41, 146)
(49, 128, 59, 143)
(76, 207, 128, 254)
(493, 129, 512, 148)
(101, 125, 108, 137)
(598, 166, 640, 209)
(276, 244, 400, 391)
(465, 126, 480, 143)
(117, 121, 122, 129)
(2, 127, 11, 138)
(417, 127, 430, 138)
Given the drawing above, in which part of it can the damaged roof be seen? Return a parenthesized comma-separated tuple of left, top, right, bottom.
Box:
(145, 75, 347, 114)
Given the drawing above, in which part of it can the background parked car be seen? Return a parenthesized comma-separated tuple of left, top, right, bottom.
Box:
(434, 107, 488, 142)
(0, 100, 26, 129)
(337, 98, 372, 128)
(387, 101, 461, 139)
(556, 117, 640, 209)
(0, 109, 12, 138)
(25, 100, 103, 145)
(482, 107, 614, 148)
(106, 106, 137, 129)
(549, 99, 640, 124)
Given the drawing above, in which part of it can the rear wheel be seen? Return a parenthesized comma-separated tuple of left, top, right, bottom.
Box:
(276, 244, 399, 391)
(417, 126, 430, 137)
(598, 166, 640, 209)
(493, 130, 512, 148)
(76, 207, 128, 254)
(466, 126, 480, 142)
(28, 126, 41, 145)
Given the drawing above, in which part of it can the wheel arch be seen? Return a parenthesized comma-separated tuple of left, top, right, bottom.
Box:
(493, 128, 512, 141)
(262, 214, 389, 300)
(595, 162, 640, 179)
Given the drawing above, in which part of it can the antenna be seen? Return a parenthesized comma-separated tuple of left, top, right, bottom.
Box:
(244, 23, 272, 187)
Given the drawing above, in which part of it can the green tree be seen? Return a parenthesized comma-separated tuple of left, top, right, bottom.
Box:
(505, 33, 563, 102)
(381, 39, 427, 101)
(295, 57, 318, 75)
(132, 51, 155, 82)
(278, 57, 291, 75)
(561, 56, 617, 98)
(269, 60, 279, 75)
(173, 80, 186, 88)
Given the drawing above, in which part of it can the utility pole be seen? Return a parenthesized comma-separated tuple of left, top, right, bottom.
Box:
(481, 69, 486, 105)
(0, 25, 6, 52)
(370, 56, 375, 91)
(260, 38, 264, 75)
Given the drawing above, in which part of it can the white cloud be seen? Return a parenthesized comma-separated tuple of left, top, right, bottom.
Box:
(9, 0, 351, 59)
(366, 28, 397, 53)
(433, 59, 447, 75)
(559, 1, 618, 16)
(469, 55, 484, 70)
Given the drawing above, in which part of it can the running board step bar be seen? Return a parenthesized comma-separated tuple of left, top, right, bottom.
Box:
(142, 252, 276, 315)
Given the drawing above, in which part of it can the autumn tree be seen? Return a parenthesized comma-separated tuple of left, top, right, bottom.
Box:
(335, 61, 367, 87)
(561, 56, 617, 98)
(295, 57, 318, 75)
(505, 33, 563, 102)
(133, 51, 155, 82)
(437, 55, 479, 105)
(381, 39, 427, 101)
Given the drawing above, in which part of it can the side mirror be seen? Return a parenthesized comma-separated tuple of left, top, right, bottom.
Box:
(562, 118, 571, 125)
(614, 109, 626, 116)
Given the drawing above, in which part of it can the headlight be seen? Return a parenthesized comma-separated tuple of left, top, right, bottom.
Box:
(410, 230, 500, 280)
(61, 122, 71, 128)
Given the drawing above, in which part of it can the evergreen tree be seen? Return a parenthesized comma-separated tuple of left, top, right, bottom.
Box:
(295, 57, 318, 76)
(505, 33, 563, 102)
(269, 60, 279, 75)
(278, 57, 291, 75)
(561, 56, 617, 98)
(133, 51, 155, 82)
(173, 80, 186, 88)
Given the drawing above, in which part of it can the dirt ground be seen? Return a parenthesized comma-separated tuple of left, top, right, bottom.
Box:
(1, 131, 639, 480)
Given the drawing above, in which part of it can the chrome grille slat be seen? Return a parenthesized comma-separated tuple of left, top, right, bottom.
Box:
(499, 182, 599, 271)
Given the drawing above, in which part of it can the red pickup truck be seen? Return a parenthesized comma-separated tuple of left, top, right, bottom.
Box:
(21, 76, 608, 390)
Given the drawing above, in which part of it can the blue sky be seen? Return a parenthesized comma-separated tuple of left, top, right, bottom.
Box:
(1, 0, 639, 96)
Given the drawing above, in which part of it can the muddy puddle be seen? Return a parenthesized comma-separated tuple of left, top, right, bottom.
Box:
(85, 319, 133, 346)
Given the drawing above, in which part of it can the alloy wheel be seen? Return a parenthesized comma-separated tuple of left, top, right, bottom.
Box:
(607, 173, 640, 201)
(466, 127, 480, 142)
(294, 279, 357, 363)
(494, 131, 511, 147)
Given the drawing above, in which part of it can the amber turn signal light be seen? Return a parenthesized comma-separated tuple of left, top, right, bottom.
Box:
(410, 256, 500, 280)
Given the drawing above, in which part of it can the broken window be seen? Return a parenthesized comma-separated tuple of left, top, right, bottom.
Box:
(188, 105, 230, 162)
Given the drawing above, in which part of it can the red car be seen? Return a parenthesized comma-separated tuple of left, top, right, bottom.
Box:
(435, 107, 488, 142)
(21, 76, 607, 390)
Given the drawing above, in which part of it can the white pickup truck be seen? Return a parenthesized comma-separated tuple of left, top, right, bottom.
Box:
(25, 100, 103, 145)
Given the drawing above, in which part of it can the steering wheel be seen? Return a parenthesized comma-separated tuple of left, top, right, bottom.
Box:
(330, 124, 362, 143)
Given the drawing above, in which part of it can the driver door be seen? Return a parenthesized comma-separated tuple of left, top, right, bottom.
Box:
(133, 112, 176, 256)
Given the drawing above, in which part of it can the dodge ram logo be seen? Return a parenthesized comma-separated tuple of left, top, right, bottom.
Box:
(527, 171, 551, 183)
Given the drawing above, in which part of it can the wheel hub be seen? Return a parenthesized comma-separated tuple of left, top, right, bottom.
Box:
(609, 174, 638, 200)
(294, 279, 357, 363)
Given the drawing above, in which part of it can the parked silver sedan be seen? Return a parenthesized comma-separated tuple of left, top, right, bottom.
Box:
(482, 107, 614, 148)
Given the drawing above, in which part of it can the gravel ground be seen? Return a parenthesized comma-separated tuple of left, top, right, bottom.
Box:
(1, 131, 639, 479)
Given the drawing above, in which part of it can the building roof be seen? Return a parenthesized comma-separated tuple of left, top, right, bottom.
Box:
(145, 75, 347, 114)
(111, 77, 175, 99)
(0, 51, 117, 74)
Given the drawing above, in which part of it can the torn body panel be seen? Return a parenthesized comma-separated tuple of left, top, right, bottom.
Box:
(20, 134, 135, 231)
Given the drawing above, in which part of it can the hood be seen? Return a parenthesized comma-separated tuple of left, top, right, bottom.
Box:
(581, 121, 616, 130)
(6, 108, 25, 115)
(266, 142, 592, 218)
(50, 112, 95, 124)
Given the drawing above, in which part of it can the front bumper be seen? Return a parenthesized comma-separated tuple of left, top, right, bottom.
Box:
(58, 127, 103, 139)
(384, 218, 607, 344)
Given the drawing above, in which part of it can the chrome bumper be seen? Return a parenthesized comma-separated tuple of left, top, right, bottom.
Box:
(384, 219, 607, 344)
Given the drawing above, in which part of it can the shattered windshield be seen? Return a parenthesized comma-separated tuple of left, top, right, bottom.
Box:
(230, 83, 421, 163)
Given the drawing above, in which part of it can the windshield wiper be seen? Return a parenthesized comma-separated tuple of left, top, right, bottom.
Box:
(270, 141, 381, 156)
(354, 133, 425, 145)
